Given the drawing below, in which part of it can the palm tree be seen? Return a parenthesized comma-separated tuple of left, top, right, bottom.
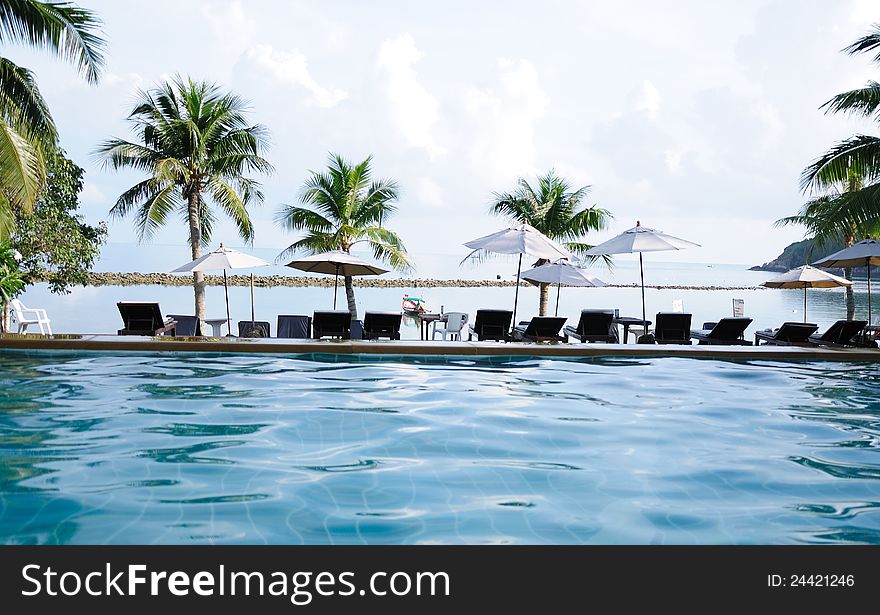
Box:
(97, 77, 273, 325)
(0, 0, 105, 238)
(275, 153, 410, 318)
(489, 170, 612, 316)
(777, 172, 880, 318)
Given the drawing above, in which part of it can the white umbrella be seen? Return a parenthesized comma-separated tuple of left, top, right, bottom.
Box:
(520, 259, 606, 316)
(585, 221, 700, 332)
(813, 239, 880, 322)
(285, 250, 389, 309)
(762, 265, 852, 322)
(172, 243, 270, 334)
(463, 223, 571, 325)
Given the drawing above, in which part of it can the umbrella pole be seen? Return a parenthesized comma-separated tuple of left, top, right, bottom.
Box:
(513, 253, 523, 328)
(639, 252, 647, 334)
(555, 284, 561, 317)
(333, 264, 339, 310)
(869, 265, 873, 324)
(250, 273, 255, 324)
(804, 287, 807, 323)
(224, 269, 231, 335)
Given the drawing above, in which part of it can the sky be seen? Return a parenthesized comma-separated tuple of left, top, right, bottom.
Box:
(6, 0, 880, 272)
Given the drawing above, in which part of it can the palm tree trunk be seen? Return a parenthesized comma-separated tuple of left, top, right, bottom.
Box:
(845, 266, 855, 320)
(344, 275, 357, 319)
(538, 282, 549, 316)
(1, 302, 9, 333)
(186, 191, 206, 326)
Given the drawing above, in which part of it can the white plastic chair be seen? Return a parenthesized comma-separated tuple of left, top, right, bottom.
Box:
(432, 312, 467, 341)
(672, 299, 684, 313)
(10, 299, 52, 334)
(733, 298, 745, 317)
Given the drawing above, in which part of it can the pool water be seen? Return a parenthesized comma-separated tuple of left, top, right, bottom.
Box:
(1, 351, 880, 544)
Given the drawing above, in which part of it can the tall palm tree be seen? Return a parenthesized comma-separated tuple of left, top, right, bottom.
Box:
(0, 0, 105, 238)
(275, 153, 410, 318)
(489, 170, 612, 316)
(98, 77, 273, 325)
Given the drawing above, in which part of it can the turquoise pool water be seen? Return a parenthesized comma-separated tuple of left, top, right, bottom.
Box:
(1, 351, 880, 544)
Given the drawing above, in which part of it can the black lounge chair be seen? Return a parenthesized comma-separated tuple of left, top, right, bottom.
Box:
(166, 314, 200, 336)
(313, 311, 352, 339)
(690, 317, 753, 345)
(653, 312, 692, 345)
(238, 320, 270, 337)
(117, 302, 177, 336)
(564, 309, 618, 343)
(808, 319, 868, 347)
(468, 309, 513, 341)
(363, 311, 402, 340)
(754, 322, 819, 346)
(512, 316, 567, 342)
(277, 315, 312, 339)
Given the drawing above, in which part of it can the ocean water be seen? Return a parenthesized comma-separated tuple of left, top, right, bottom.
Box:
(13, 261, 872, 339)
(1, 351, 879, 545)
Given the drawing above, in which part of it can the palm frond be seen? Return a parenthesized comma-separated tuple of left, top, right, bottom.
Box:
(207, 177, 254, 243)
(0, 57, 56, 144)
(842, 23, 880, 64)
(0, 117, 44, 212)
(821, 81, 880, 120)
(800, 135, 880, 193)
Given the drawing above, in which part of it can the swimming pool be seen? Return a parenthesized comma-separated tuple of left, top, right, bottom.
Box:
(1, 351, 879, 544)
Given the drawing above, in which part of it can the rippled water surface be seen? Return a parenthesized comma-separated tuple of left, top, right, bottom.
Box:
(2, 350, 880, 544)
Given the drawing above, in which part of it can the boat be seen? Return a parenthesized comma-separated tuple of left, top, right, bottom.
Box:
(402, 294, 428, 316)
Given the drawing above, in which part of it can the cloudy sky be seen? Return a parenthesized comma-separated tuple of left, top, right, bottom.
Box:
(6, 0, 880, 271)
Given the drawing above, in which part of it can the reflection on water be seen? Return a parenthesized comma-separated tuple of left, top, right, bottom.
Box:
(1, 351, 880, 544)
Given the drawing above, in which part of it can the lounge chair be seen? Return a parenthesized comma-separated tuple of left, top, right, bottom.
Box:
(313, 311, 352, 339)
(754, 322, 819, 346)
(512, 316, 567, 342)
(653, 312, 692, 345)
(9, 299, 52, 335)
(690, 317, 753, 345)
(563, 309, 618, 343)
(468, 309, 513, 341)
(808, 319, 868, 347)
(117, 302, 177, 336)
(277, 315, 312, 339)
(167, 314, 200, 336)
(238, 320, 271, 337)
(363, 311, 402, 340)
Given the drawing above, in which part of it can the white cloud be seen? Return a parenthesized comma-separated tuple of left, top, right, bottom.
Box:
(463, 58, 549, 183)
(415, 177, 443, 208)
(377, 34, 445, 159)
(245, 44, 348, 108)
(80, 182, 106, 205)
(634, 80, 661, 119)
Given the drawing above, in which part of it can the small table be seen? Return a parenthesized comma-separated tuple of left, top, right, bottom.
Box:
(204, 318, 229, 337)
(418, 313, 447, 341)
(613, 316, 652, 344)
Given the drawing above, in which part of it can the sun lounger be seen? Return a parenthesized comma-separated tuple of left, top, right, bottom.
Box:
(313, 311, 352, 339)
(117, 302, 177, 336)
(511, 316, 567, 342)
(166, 314, 200, 336)
(754, 322, 819, 346)
(690, 317, 752, 345)
(563, 309, 619, 343)
(468, 309, 513, 341)
(277, 315, 312, 339)
(653, 312, 692, 345)
(808, 319, 868, 347)
(238, 320, 270, 337)
(363, 311, 402, 340)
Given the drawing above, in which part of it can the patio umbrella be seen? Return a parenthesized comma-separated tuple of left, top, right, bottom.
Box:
(585, 221, 699, 332)
(813, 239, 880, 322)
(172, 243, 270, 335)
(520, 259, 606, 316)
(761, 265, 852, 322)
(463, 223, 571, 325)
(285, 250, 389, 309)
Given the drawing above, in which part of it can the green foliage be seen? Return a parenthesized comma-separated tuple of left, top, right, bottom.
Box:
(97, 76, 272, 248)
(0, 240, 25, 303)
(275, 153, 411, 272)
(0, 0, 105, 238)
(11, 148, 106, 293)
(488, 169, 613, 262)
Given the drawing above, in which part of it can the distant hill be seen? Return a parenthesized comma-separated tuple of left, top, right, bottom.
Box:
(750, 238, 872, 275)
